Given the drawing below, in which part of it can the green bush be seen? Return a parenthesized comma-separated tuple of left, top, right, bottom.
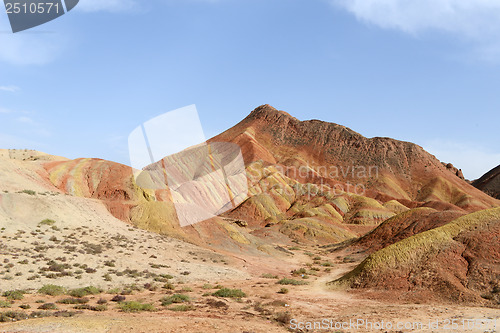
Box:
(278, 288, 289, 294)
(21, 190, 36, 196)
(261, 273, 279, 279)
(39, 219, 56, 226)
(38, 284, 65, 296)
(68, 286, 102, 298)
(169, 304, 194, 311)
(212, 288, 246, 298)
(0, 300, 11, 308)
(0, 311, 28, 322)
(57, 298, 89, 304)
(38, 303, 57, 310)
(3, 290, 25, 300)
(73, 304, 107, 311)
(161, 294, 190, 306)
(291, 268, 307, 276)
(118, 301, 155, 312)
(277, 278, 308, 285)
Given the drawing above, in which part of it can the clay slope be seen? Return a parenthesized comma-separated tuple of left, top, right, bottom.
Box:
(330, 207, 500, 305)
(0, 153, 280, 255)
(352, 207, 466, 253)
(473, 165, 500, 199)
(212, 105, 498, 212)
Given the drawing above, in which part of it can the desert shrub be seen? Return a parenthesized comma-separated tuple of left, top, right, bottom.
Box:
(38, 303, 57, 310)
(206, 298, 228, 309)
(21, 190, 36, 196)
(73, 304, 107, 311)
(261, 273, 278, 279)
(38, 284, 65, 296)
(291, 268, 307, 276)
(18, 304, 30, 309)
(202, 284, 213, 289)
(162, 283, 175, 290)
(212, 288, 246, 298)
(3, 290, 25, 300)
(118, 301, 155, 312)
(97, 298, 107, 305)
(68, 286, 102, 298)
(39, 219, 56, 226)
(161, 294, 190, 306)
(57, 298, 89, 304)
(93, 304, 107, 311)
(169, 304, 194, 311)
(277, 288, 289, 294)
(0, 300, 11, 308)
(53, 310, 79, 317)
(274, 311, 292, 324)
(277, 278, 308, 285)
(0, 311, 28, 322)
(103, 260, 115, 267)
(111, 295, 126, 302)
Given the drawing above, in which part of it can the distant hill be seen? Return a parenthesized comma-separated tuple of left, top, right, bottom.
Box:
(473, 165, 500, 199)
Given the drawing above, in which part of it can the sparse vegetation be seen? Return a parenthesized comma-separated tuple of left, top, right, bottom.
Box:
(261, 273, 279, 279)
(277, 278, 308, 285)
(212, 288, 246, 298)
(38, 303, 57, 310)
(38, 284, 65, 296)
(169, 304, 194, 311)
(3, 290, 25, 300)
(0, 300, 11, 308)
(68, 286, 102, 298)
(278, 288, 289, 294)
(161, 294, 190, 306)
(39, 219, 56, 226)
(118, 301, 155, 312)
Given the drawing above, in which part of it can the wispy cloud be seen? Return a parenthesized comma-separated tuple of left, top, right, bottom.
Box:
(423, 139, 500, 180)
(0, 86, 19, 92)
(331, 0, 500, 60)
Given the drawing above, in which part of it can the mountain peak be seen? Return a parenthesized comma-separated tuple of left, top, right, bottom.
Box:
(246, 104, 296, 122)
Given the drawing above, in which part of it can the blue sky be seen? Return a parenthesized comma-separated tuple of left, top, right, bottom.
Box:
(0, 0, 499, 179)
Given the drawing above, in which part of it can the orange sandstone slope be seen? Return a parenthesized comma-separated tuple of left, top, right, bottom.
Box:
(212, 105, 498, 211)
(42, 158, 277, 254)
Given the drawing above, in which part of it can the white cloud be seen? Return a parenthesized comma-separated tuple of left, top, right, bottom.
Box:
(0, 86, 19, 92)
(423, 139, 500, 180)
(331, 0, 500, 57)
